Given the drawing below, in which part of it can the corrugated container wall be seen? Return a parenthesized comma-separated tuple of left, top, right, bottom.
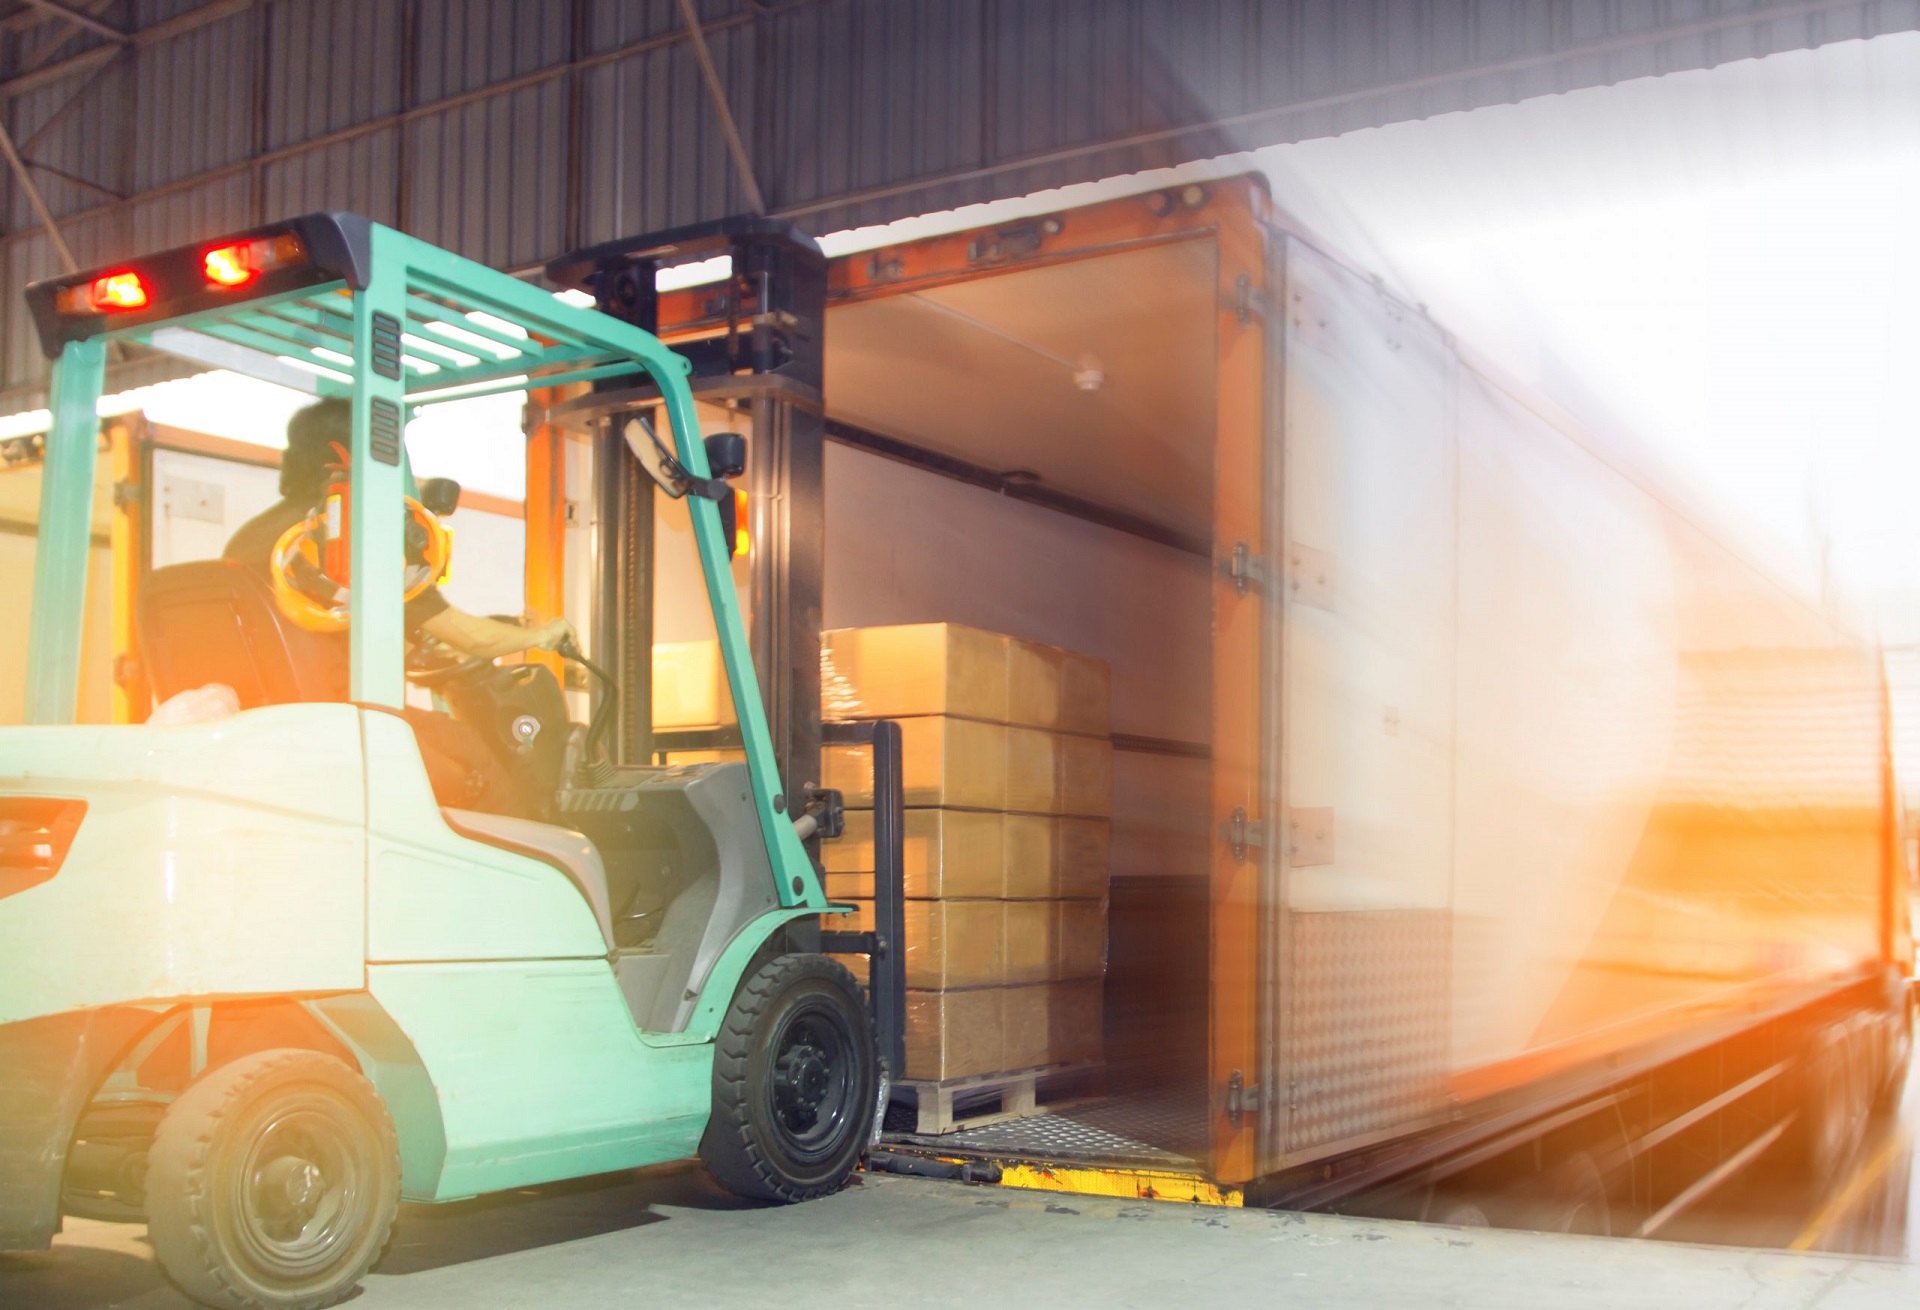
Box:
(0, 0, 1915, 405)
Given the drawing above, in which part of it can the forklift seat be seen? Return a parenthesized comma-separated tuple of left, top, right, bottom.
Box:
(138, 559, 349, 708)
(442, 809, 616, 952)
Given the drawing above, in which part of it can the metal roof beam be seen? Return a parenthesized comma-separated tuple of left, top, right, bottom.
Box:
(0, 0, 247, 100)
(22, 0, 127, 44)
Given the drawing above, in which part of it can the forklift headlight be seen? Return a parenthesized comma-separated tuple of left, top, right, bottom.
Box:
(0, 798, 86, 899)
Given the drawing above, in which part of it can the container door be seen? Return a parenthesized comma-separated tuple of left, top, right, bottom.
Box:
(1260, 237, 1456, 1171)
(1207, 203, 1271, 1184)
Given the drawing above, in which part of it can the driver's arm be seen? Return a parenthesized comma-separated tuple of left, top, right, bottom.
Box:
(418, 604, 574, 660)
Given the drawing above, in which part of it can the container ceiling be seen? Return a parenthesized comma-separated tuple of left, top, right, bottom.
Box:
(824, 239, 1219, 545)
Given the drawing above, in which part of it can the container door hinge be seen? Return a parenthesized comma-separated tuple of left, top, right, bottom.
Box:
(1286, 542, 1334, 610)
(1226, 1069, 1261, 1127)
(1286, 807, 1335, 867)
(1223, 541, 1267, 597)
(1234, 274, 1268, 326)
(1223, 806, 1265, 863)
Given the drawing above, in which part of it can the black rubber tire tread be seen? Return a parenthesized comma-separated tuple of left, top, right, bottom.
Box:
(1783, 1029, 1853, 1186)
(146, 1049, 400, 1310)
(1538, 1152, 1611, 1236)
(699, 952, 877, 1203)
(1879, 998, 1915, 1112)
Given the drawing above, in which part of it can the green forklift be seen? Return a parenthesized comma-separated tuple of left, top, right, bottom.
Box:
(0, 214, 904, 1309)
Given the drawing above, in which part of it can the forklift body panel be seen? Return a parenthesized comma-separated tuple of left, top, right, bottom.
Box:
(0, 213, 857, 1259)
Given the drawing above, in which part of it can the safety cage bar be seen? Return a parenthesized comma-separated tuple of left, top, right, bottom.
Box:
(25, 212, 674, 413)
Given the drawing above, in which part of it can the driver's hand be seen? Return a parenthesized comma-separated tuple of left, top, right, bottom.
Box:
(533, 617, 577, 652)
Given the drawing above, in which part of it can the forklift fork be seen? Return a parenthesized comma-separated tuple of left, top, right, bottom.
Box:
(817, 719, 907, 1082)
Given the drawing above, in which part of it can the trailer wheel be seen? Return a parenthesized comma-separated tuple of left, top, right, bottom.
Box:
(1784, 1029, 1854, 1185)
(1431, 1196, 1492, 1228)
(700, 953, 877, 1203)
(146, 1050, 399, 1310)
(1875, 997, 1913, 1111)
(1533, 1153, 1610, 1236)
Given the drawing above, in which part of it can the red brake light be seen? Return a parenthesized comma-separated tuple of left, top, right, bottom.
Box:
(95, 272, 148, 308)
(0, 797, 85, 899)
(202, 232, 307, 291)
(54, 270, 149, 316)
(203, 245, 254, 286)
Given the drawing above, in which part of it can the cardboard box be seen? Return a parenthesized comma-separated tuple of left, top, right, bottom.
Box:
(835, 899, 1005, 989)
(1055, 819, 1111, 900)
(1004, 900, 1054, 985)
(825, 715, 1008, 810)
(1058, 650, 1112, 737)
(1049, 979, 1106, 1064)
(822, 808, 1004, 900)
(1008, 641, 1111, 736)
(1006, 639, 1063, 729)
(822, 623, 1010, 723)
(1054, 900, 1108, 980)
(1002, 814, 1055, 898)
(1003, 980, 1105, 1070)
(652, 641, 735, 730)
(1005, 725, 1059, 815)
(1057, 733, 1114, 818)
(1002, 816, 1111, 898)
(905, 988, 1006, 1081)
(1004, 728, 1112, 818)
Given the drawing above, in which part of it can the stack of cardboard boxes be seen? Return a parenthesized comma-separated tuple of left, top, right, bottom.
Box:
(819, 623, 1111, 1084)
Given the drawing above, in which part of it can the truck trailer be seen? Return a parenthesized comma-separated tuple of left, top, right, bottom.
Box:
(540, 173, 1916, 1229)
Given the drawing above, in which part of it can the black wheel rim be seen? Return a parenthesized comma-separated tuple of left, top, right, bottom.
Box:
(765, 997, 859, 1167)
(222, 1092, 375, 1287)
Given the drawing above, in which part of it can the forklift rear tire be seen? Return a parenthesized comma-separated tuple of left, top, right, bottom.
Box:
(700, 953, 877, 1203)
(146, 1050, 401, 1310)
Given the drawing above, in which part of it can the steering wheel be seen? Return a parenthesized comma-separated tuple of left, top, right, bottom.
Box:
(404, 614, 533, 689)
(404, 642, 493, 689)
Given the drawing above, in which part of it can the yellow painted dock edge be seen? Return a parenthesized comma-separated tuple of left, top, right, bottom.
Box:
(995, 1161, 1244, 1207)
(876, 1151, 1244, 1207)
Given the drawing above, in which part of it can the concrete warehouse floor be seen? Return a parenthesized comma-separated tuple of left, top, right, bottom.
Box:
(4, 1166, 1920, 1310)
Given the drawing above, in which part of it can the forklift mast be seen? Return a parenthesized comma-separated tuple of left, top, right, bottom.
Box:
(549, 223, 905, 1080)
(548, 219, 826, 807)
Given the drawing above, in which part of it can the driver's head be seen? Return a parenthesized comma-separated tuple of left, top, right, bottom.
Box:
(281, 398, 350, 500)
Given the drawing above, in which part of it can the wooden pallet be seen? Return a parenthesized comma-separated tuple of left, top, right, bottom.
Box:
(890, 1062, 1103, 1135)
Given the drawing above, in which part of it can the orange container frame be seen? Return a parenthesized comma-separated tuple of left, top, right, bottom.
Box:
(528, 175, 1911, 1195)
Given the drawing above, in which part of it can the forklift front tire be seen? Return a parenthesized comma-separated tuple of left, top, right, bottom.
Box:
(700, 953, 878, 1203)
(146, 1049, 401, 1310)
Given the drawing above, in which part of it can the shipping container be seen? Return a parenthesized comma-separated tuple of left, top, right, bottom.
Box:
(594, 175, 1914, 1224)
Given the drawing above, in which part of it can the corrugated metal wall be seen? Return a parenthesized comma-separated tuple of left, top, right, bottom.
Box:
(0, 0, 1915, 404)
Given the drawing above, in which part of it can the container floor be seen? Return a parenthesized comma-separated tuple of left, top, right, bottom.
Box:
(885, 1079, 1209, 1170)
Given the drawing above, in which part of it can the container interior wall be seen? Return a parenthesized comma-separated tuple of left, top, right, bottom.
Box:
(821, 442, 1214, 1088)
(817, 239, 1222, 1103)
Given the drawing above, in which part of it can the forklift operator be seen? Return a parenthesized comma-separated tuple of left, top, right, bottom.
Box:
(223, 397, 573, 817)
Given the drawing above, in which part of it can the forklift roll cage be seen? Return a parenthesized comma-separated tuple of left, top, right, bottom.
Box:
(20, 211, 823, 914)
